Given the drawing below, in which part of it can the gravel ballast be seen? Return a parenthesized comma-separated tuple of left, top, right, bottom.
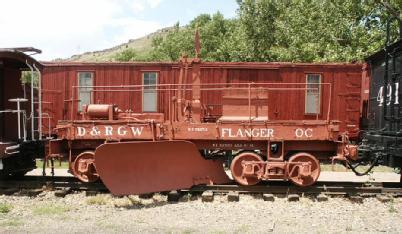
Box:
(0, 191, 401, 233)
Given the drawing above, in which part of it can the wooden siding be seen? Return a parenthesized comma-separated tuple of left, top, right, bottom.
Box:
(41, 62, 363, 136)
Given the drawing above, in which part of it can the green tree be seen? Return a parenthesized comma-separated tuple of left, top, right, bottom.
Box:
(237, 0, 402, 62)
(150, 12, 244, 61)
(21, 71, 39, 86)
(143, 0, 402, 62)
(114, 48, 138, 61)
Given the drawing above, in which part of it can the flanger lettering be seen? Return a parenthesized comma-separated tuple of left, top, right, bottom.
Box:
(295, 128, 313, 138)
(90, 127, 101, 136)
(105, 126, 113, 136)
(77, 127, 86, 137)
(117, 126, 127, 135)
(130, 126, 144, 136)
(75, 126, 144, 137)
(221, 128, 274, 138)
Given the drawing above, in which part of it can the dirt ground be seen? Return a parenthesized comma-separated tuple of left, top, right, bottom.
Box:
(0, 191, 401, 234)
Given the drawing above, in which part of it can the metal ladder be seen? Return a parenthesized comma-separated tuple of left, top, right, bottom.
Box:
(25, 61, 42, 141)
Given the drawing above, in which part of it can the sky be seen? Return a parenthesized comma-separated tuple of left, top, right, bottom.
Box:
(0, 0, 238, 61)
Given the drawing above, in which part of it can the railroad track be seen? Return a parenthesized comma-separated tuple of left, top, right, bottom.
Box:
(1, 176, 401, 199)
(0, 176, 107, 193)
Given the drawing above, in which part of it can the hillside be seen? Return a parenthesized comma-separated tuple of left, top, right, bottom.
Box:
(65, 27, 174, 62)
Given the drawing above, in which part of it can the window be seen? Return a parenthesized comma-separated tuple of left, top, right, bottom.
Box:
(77, 72, 93, 111)
(305, 74, 321, 114)
(142, 72, 158, 112)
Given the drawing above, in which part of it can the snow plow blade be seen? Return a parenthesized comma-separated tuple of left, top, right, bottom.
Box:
(94, 141, 231, 195)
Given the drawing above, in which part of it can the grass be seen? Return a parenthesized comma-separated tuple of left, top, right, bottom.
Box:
(97, 221, 120, 231)
(32, 204, 70, 216)
(388, 200, 398, 213)
(36, 159, 69, 169)
(0, 220, 23, 227)
(0, 203, 12, 214)
(86, 195, 109, 206)
(181, 228, 196, 234)
(234, 224, 250, 233)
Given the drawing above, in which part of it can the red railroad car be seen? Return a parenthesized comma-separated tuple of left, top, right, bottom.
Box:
(41, 56, 364, 195)
(41, 61, 363, 137)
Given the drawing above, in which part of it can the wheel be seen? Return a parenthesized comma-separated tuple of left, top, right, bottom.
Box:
(287, 152, 320, 187)
(230, 152, 264, 186)
(72, 151, 99, 183)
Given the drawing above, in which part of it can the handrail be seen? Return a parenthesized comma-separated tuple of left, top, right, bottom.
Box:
(68, 82, 331, 123)
(25, 60, 35, 140)
(72, 82, 332, 88)
(33, 63, 42, 140)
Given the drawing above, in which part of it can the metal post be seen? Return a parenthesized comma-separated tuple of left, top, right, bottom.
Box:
(248, 83, 251, 122)
(33, 64, 42, 140)
(25, 60, 35, 141)
(17, 100, 21, 138)
(316, 88, 319, 120)
(327, 83, 332, 122)
(23, 111, 27, 141)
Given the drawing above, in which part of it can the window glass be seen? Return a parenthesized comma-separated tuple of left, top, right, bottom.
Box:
(143, 72, 157, 112)
(305, 74, 321, 114)
(78, 72, 93, 111)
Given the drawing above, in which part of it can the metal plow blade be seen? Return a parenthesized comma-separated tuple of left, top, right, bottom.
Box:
(94, 141, 231, 195)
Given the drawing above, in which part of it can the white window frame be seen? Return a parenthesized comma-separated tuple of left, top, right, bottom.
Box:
(305, 74, 321, 114)
(77, 72, 94, 111)
(142, 72, 158, 112)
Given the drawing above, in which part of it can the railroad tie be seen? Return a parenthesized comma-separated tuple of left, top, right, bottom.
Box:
(263, 193, 275, 201)
(287, 194, 300, 202)
(376, 194, 392, 203)
(202, 191, 214, 202)
(227, 191, 239, 202)
(316, 194, 328, 202)
(167, 191, 180, 202)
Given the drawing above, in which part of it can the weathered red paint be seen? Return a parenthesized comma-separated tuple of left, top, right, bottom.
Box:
(287, 153, 320, 186)
(41, 56, 364, 193)
(41, 62, 363, 139)
(94, 141, 231, 195)
(230, 152, 264, 186)
(72, 151, 98, 183)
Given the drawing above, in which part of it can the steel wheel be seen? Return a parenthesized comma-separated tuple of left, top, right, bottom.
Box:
(230, 152, 264, 186)
(72, 151, 99, 183)
(287, 152, 320, 187)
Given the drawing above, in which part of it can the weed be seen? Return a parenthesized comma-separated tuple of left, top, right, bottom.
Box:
(213, 231, 228, 234)
(234, 224, 250, 233)
(97, 220, 119, 231)
(0, 220, 23, 227)
(0, 203, 12, 214)
(182, 227, 195, 234)
(127, 196, 143, 206)
(388, 200, 398, 213)
(36, 159, 69, 169)
(112, 197, 132, 208)
(32, 204, 70, 215)
(86, 194, 109, 205)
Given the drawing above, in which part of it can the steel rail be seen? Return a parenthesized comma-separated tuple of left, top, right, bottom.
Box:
(0, 176, 401, 197)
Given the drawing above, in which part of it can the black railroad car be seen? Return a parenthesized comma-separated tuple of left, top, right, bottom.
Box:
(362, 39, 402, 170)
